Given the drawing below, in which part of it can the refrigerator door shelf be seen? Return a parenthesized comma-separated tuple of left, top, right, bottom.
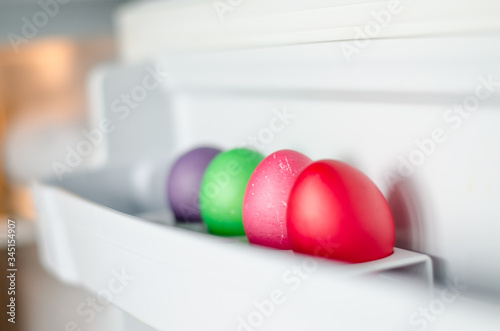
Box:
(33, 180, 432, 331)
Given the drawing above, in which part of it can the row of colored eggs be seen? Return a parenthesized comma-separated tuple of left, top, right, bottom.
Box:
(167, 147, 395, 263)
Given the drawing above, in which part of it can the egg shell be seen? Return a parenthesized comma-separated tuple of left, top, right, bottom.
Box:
(287, 160, 395, 262)
(243, 150, 312, 249)
(200, 148, 265, 236)
(167, 147, 221, 223)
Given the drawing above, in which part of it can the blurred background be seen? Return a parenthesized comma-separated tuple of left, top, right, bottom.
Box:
(0, 1, 128, 330)
(0, 0, 129, 221)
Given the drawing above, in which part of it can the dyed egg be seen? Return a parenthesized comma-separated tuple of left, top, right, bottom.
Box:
(243, 150, 312, 249)
(287, 160, 395, 263)
(200, 148, 264, 236)
(167, 147, 221, 223)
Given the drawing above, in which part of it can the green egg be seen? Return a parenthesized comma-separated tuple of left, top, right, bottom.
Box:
(200, 148, 265, 236)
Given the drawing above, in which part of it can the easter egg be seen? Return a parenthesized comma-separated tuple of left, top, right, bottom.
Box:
(243, 150, 311, 249)
(200, 148, 264, 236)
(167, 147, 221, 223)
(287, 160, 395, 263)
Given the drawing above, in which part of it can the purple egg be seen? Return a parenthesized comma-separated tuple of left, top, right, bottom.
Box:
(167, 147, 221, 223)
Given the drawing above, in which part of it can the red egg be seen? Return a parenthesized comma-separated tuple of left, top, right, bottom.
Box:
(243, 150, 312, 249)
(287, 160, 395, 263)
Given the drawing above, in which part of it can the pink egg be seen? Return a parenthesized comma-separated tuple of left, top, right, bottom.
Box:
(243, 150, 312, 249)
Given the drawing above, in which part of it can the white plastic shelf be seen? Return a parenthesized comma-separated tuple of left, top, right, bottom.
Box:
(33, 180, 432, 331)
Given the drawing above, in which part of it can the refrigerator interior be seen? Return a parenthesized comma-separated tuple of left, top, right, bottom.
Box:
(30, 0, 500, 330)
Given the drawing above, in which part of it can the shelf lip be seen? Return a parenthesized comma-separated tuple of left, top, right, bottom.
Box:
(116, 0, 500, 61)
(114, 37, 500, 102)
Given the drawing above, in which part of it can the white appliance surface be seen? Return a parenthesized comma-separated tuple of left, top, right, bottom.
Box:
(32, 0, 500, 330)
